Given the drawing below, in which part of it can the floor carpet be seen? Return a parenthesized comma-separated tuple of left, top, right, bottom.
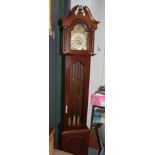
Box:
(88, 147, 99, 155)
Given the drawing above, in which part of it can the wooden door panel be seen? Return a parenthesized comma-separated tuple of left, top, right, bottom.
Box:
(64, 56, 90, 129)
(61, 128, 89, 155)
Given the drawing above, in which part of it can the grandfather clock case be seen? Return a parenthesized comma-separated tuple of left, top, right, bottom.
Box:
(60, 5, 99, 155)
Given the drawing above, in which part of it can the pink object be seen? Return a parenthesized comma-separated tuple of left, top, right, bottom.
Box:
(91, 93, 105, 106)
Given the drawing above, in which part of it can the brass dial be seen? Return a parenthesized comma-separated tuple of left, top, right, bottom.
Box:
(70, 23, 89, 50)
(71, 33, 87, 50)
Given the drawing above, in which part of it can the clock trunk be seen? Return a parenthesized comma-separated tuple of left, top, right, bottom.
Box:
(63, 56, 90, 130)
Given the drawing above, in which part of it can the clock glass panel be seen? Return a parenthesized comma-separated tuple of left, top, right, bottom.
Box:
(71, 23, 89, 50)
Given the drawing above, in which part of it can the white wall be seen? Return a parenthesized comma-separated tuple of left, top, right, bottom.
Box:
(71, 0, 105, 128)
(71, 0, 92, 8)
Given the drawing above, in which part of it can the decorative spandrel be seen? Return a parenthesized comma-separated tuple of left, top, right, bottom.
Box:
(71, 23, 89, 51)
(67, 61, 86, 127)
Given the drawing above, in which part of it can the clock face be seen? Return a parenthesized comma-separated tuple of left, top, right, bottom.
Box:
(71, 33, 87, 50)
(71, 23, 89, 51)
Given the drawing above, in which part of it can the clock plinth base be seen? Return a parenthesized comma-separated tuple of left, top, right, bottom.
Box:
(60, 128, 90, 155)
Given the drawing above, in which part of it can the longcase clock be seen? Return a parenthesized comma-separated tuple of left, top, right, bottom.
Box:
(60, 5, 99, 155)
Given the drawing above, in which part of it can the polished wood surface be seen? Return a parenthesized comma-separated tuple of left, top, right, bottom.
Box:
(63, 56, 91, 130)
(49, 128, 55, 155)
(61, 128, 89, 155)
(61, 5, 99, 155)
(61, 5, 99, 131)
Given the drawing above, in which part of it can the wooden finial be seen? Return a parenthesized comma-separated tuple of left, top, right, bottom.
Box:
(77, 5, 84, 16)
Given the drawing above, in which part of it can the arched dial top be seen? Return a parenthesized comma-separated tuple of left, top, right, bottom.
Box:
(71, 23, 89, 50)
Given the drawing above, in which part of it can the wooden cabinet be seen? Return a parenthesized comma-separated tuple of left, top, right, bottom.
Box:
(61, 128, 89, 155)
(60, 5, 99, 155)
(49, 128, 55, 155)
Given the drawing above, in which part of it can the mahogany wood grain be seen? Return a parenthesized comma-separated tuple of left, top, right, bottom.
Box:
(49, 128, 55, 155)
(60, 5, 99, 155)
(61, 128, 89, 155)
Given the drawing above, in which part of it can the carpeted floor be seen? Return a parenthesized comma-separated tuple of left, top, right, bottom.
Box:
(88, 147, 99, 155)
(54, 149, 73, 155)
(54, 148, 99, 155)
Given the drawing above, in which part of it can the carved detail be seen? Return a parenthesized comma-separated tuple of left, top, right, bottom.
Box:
(68, 5, 79, 17)
(62, 5, 100, 29)
(76, 5, 85, 16)
(83, 6, 99, 24)
(68, 61, 85, 128)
